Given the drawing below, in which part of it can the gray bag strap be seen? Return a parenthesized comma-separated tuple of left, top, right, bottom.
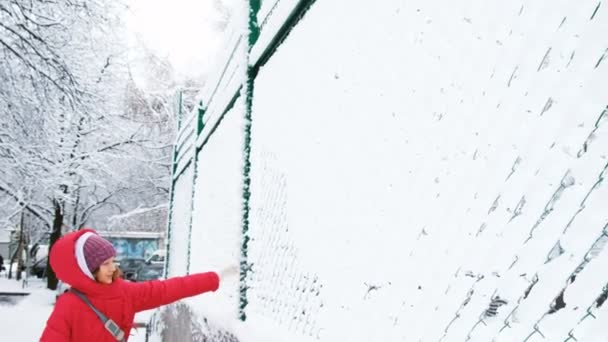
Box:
(70, 288, 126, 342)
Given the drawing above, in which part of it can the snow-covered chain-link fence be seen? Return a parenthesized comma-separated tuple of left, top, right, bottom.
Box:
(147, 303, 240, 342)
(151, 0, 608, 341)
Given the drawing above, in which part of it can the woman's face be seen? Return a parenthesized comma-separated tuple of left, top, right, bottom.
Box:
(95, 257, 117, 284)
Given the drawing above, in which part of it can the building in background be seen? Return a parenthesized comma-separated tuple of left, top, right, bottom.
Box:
(0, 228, 11, 261)
(98, 230, 164, 261)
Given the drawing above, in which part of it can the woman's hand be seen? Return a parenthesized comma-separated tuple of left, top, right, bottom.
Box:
(218, 264, 239, 281)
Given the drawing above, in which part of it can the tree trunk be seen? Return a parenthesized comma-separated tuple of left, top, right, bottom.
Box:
(7, 251, 14, 279)
(46, 200, 63, 290)
(72, 186, 80, 229)
(15, 212, 25, 281)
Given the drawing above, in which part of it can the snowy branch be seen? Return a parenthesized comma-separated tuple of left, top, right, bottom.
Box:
(0, 184, 50, 227)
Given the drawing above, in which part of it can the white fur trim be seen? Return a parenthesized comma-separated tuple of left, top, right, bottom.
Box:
(75, 232, 95, 280)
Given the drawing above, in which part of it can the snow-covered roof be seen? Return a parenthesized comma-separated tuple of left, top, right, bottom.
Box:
(97, 231, 164, 239)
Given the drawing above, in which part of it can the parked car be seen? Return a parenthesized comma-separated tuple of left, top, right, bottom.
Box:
(117, 257, 146, 281)
(134, 263, 164, 282)
(145, 249, 166, 265)
(30, 256, 48, 278)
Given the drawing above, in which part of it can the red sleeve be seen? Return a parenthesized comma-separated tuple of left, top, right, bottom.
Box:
(126, 272, 220, 312)
(40, 295, 72, 341)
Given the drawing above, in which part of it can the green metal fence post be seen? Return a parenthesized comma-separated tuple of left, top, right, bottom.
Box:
(239, 0, 260, 322)
(186, 100, 206, 274)
(197, 100, 205, 134)
(165, 90, 184, 277)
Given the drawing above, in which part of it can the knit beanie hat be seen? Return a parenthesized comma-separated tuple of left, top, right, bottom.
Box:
(75, 232, 116, 280)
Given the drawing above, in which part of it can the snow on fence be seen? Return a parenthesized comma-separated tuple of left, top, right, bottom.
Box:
(153, 0, 608, 341)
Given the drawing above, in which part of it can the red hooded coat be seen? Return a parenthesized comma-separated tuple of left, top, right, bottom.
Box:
(40, 229, 220, 341)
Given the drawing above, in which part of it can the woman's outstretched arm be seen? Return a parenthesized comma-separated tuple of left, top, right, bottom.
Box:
(126, 271, 220, 312)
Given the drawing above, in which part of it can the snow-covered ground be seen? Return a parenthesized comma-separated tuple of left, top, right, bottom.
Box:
(0, 277, 56, 340)
(0, 276, 151, 341)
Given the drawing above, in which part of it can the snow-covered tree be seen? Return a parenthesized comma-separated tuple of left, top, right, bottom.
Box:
(0, 0, 180, 289)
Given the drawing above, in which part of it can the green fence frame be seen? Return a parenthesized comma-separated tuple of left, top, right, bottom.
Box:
(166, 0, 319, 322)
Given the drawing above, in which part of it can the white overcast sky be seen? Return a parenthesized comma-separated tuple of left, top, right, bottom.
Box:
(126, 0, 234, 80)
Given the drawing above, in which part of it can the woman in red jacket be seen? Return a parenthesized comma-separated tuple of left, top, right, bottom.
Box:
(40, 229, 235, 341)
